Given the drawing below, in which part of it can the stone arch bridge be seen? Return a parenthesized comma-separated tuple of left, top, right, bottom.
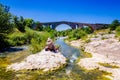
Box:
(40, 21, 109, 30)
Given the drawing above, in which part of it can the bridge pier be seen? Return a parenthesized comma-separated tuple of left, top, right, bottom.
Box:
(51, 24, 56, 29)
(77, 24, 84, 28)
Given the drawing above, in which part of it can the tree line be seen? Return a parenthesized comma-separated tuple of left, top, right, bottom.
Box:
(1, 2, 120, 51)
(0, 3, 55, 52)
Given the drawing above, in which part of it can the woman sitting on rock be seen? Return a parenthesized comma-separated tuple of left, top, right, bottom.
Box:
(45, 38, 59, 53)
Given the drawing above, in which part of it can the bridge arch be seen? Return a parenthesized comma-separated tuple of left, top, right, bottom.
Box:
(55, 24, 72, 31)
(51, 22, 77, 29)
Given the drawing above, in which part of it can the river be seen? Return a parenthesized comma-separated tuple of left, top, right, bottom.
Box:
(0, 38, 110, 80)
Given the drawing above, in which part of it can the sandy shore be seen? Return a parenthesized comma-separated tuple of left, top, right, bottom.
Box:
(69, 33, 120, 80)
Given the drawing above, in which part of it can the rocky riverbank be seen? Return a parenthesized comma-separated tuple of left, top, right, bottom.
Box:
(69, 32, 120, 80)
(7, 50, 67, 72)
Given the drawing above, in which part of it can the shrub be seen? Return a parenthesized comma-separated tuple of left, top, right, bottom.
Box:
(116, 26, 120, 36)
(68, 29, 88, 40)
(7, 32, 27, 46)
(7, 27, 50, 53)
(109, 20, 120, 30)
(29, 31, 50, 54)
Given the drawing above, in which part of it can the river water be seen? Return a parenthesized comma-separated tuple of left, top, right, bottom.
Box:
(55, 39, 80, 72)
(0, 39, 110, 80)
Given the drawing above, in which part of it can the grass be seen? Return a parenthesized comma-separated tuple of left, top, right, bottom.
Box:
(75, 50, 92, 64)
(98, 62, 120, 68)
(0, 58, 16, 80)
(80, 50, 92, 58)
(71, 66, 112, 80)
(116, 26, 120, 37)
(14, 65, 111, 80)
(94, 29, 110, 34)
(7, 50, 30, 63)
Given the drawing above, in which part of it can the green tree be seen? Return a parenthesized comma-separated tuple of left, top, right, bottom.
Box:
(0, 3, 13, 50)
(109, 20, 120, 30)
(13, 16, 26, 32)
(43, 26, 52, 32)
(24, 18, 34, 28)
(34, 21, 43, 31)
(82, 26, 93, 34)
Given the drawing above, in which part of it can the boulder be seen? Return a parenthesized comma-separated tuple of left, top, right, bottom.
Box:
(7, 50, 67, 71)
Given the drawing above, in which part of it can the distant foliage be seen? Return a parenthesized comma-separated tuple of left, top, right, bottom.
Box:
(68, 29, 87, 40)
(81, 27, 93, 34)
(43, 26, 52, 32)
(109, 20, 120, 30)
(56, 27, 93, 41)
(34, 21, 43, 31)
(57, 29, 72, 37)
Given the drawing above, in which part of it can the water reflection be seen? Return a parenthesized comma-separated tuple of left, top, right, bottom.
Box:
(55, 39, 80, 59)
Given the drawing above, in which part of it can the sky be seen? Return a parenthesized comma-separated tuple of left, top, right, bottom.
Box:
(0, 0, 120, 30)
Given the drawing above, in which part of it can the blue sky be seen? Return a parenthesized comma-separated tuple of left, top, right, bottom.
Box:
(1, 0, 120, 30)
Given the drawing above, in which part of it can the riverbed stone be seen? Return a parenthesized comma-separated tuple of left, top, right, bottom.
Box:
(69, 32, 120, 80)
(7, 50, 67, 71)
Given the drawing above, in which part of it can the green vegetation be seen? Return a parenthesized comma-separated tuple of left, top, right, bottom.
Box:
(56, 27, 93, 41)
(98, 62, 120, 68)
(107, 20, 120, 38)
(80, 51, 92, 58)
(0, 3, 56, 53)
(23, 66, 110, 80)
(7, 27, 50, 54)
(0, 1, 119, 53)
(68, 29, 87, 40)
(0, 67, 16, 80)
(116, 26, 120, 37)
(0, 58, 15, 80)
(69, 66, 111, 80)
(94, 29, 110, 34)
(0, 2, 115, 80)
(28, 30, 50, 53)
(109, 20, 120, 30)
(13, 16, 26, 32)
(0, 3, 13, 50)
(75, 49, 92, 64)
(68, 27, 93, 41)
(7, 29, 27, 46)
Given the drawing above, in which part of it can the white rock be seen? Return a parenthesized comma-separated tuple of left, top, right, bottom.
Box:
(7, 50, 67, 71)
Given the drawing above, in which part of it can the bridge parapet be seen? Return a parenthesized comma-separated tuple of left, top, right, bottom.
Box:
(40, 21, 109, 30)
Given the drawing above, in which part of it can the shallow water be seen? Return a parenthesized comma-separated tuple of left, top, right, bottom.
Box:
(0, 39, 110, 80)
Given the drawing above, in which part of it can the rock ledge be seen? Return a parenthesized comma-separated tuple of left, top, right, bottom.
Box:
(7, 50, 67, 71)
